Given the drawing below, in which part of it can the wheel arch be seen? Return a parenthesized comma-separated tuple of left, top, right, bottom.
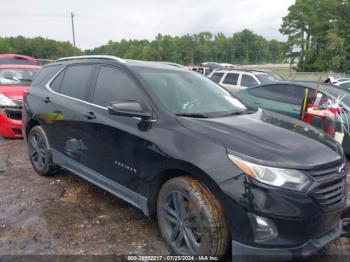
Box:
(25, 119, 41, 138)
(146, 164, 227, 218)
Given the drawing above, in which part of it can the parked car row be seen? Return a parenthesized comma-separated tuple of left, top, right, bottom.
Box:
(208, 69, 284, 93)
(20, 55, 347, 261)
(0, 54, 40, 138)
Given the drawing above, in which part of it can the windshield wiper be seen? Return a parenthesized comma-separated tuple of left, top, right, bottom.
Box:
(222, 109, 256, 117)
(18, 78, 32, 82)
(175, 113, 209, 118)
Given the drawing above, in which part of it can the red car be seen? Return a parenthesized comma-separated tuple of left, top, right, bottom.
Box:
(0, 54, 39, 65)
(0, 64, 41, 138)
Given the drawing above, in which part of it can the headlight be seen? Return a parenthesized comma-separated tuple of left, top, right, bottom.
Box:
(0, 93, 16, 107)
(228, 155, 311, 191)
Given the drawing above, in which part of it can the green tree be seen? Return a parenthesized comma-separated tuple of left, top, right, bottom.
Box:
(280, 0, 350, 72)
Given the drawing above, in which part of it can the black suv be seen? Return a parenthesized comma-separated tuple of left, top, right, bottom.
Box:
(23, 56, 347, 260)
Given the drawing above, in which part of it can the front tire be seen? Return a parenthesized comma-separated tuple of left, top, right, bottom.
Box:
(157, 176, 228, 258)
(27, 126, 59, 176)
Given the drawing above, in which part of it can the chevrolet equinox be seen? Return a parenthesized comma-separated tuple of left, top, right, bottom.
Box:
(23, 56, 347, 261)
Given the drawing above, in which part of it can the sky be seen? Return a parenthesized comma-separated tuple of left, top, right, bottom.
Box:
(0, 0, 295, 50)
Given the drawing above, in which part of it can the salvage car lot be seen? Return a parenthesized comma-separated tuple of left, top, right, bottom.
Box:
(0, 136, 349, 261)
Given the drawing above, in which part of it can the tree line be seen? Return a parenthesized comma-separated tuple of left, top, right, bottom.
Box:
(0, 36, 81, 59)
(85, 30, 284, 65)
(2, 0, 349, 73)
(0, 30, 284, 65)
(280, 0, 350, 73)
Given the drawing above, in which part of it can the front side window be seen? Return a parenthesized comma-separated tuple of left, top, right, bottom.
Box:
(92, 66, 145, 107)
(136, 67, 248, 117)
(241, 74, 258, 87)
(60, 65, 94, 100)
(223, 73, 239, 85)
(0, 68, 39, 86)
(210, 73, 224, 84)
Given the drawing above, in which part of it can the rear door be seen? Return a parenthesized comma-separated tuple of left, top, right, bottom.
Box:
(47, 64, 96, 163)
(79, 64, 151, 189)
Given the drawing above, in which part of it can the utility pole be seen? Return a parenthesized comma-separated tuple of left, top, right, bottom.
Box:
(70, 12, 76, 55)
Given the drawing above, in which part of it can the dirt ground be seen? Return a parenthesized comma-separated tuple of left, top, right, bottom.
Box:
(0, 136, 349, 261)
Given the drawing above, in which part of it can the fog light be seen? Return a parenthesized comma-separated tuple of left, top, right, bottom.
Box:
(248, 213, 278, 242)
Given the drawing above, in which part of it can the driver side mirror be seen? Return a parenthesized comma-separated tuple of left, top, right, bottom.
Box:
(107, 100, 153, 120)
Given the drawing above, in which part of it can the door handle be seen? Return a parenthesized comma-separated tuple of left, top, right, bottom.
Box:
(254, 102, 261, 106)
(83, 112, 96, 120)
(43, 96, 51, 103)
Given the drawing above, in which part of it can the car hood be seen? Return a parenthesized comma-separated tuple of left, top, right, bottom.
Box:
(176, 109, 342, 170)
(0, 85, 27, 100)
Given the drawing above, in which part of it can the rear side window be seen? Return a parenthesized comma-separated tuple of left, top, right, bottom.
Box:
(241, 74, 258, 87)
(248, 85, 295, 104)
(210, 73, 224, 83)
(50, 70, 64, 92)
(92, 66, 145, 107)
(32, 65, 61, 86)
(60, 65, 94, 100)
(223, 73, 239, 85)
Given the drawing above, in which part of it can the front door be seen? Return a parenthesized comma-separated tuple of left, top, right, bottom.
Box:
(79, 65, 151, 190)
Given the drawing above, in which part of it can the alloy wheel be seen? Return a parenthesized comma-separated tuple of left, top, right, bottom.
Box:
(29, 133, 47, 171)
(161, 191, 202, 254)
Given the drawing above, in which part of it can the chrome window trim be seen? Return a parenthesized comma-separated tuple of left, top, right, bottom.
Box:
(44, 66, 157, 123)
(45, 67, 108, 111)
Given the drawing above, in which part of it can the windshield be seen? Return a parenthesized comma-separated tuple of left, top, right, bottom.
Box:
(135, 67, 248, 117)
(0, 68, 38, 86)
(255, 73, 281, 84)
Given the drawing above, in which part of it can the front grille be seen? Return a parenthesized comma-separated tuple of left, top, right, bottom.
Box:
(5, 108, 22, 120)
(308, 163, 347, 211)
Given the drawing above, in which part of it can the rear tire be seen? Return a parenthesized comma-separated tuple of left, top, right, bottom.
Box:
(27, 126, 59, 176)
(157, 176, 228, 258)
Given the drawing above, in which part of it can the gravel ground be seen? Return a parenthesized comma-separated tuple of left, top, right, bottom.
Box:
(0, 136, 349, 261)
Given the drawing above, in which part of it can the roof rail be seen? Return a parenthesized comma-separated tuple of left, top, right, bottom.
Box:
(56, 55, 127, 63)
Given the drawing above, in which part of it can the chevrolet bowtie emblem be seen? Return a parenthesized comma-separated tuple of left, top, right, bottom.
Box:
(338, 164, 345, 176)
